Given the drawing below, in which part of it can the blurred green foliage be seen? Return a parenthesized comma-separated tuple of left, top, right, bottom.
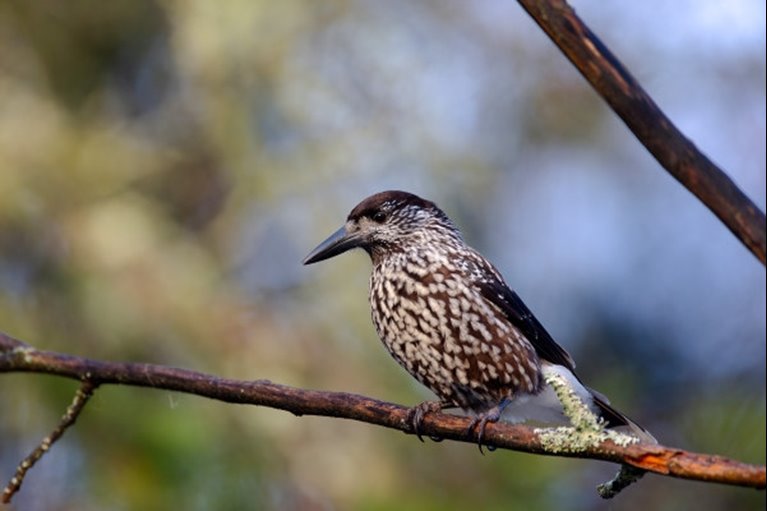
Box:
(0, 1, 764, 510)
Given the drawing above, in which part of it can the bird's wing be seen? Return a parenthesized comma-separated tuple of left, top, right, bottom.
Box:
(476, 274, 577, 371)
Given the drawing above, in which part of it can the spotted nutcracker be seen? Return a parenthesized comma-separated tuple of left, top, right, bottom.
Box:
(304, 190, 652, 446)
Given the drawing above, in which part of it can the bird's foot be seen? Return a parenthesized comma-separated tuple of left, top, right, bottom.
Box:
(407, 400, 447, 442)
(467, 398, 511, 454)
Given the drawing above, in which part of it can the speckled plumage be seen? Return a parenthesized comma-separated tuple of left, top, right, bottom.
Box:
(304, 190, 651, 443)
(367, 214, 540, 412)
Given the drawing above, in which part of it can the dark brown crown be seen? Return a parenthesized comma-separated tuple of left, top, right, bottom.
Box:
(348, 191, 440, 222)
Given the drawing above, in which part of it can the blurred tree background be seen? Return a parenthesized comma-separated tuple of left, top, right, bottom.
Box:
(0, 1, 764, 510)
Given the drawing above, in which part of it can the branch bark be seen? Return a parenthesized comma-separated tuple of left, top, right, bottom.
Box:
(517, 0, 767, 264)
(2, 331, 764, 496)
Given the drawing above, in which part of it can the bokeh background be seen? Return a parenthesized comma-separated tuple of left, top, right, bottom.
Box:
(0, 1, 764, 510)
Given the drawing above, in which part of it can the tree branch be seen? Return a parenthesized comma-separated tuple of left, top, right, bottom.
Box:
(2, 380, 97, 503)
(517, 0, 767, 264)
(2, 330, 764, 500)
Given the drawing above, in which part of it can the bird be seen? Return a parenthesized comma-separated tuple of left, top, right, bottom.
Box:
(303, 190, 653, 448)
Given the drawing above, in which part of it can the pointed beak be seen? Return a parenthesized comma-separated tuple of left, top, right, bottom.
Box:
(303, 225, 363, 265)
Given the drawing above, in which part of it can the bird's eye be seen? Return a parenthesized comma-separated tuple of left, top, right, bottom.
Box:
(371, 211, 387, 223)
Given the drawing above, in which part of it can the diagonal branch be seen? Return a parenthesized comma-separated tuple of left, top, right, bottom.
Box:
(2, 380, 97, 503)
(1, 331, 764, 495)
(517, 0, 767, 264)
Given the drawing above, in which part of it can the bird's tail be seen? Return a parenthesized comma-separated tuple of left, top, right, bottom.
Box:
(590, 391, 656, 444)
(504, 363, 657, 444)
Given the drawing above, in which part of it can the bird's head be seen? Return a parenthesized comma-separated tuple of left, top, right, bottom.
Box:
(303, 190, 460, 265)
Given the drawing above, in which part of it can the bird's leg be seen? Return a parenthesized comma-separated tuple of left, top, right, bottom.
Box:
(467, 397, 511, 454)
(407, 400, 450, 442)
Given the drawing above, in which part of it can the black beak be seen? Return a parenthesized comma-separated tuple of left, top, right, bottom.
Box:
(303, 225, 363, 265)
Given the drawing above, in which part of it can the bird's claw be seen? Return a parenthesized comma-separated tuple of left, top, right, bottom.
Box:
(467, 399, 509, 454)
(467, 414, 497, 454)
(407, 401, 445, 442)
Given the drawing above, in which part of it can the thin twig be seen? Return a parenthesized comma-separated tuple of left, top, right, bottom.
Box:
(517, 0, 767, 264)
(2, 380, 98, 503)
(1, 331, 764, 496)
(598, 464, 646, 499)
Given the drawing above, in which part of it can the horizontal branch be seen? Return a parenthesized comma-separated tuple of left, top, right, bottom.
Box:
(518, 0, 767, 264)
(1, 331, 764, 492)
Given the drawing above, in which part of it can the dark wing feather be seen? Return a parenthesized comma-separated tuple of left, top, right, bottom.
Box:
(467, 258, 656, 442)
(478, 278, 576, 371)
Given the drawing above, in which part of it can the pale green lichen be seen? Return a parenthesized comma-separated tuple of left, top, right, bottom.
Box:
(533, 371, 645, 498)
(533, 370, 639, 454)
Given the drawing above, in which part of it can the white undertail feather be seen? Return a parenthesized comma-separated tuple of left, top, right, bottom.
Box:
(502, 363, 656, 443)
(501, 363, 593, 424)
